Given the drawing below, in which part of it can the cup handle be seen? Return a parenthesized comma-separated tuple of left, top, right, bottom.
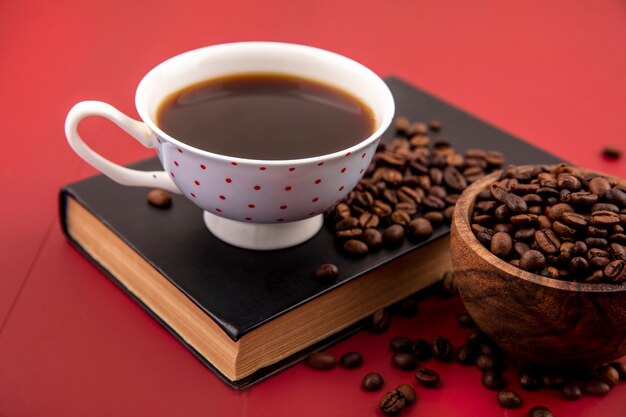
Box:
(65, 101, 181, 194)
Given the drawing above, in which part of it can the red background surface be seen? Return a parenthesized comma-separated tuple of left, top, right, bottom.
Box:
(1, 0, 625, 416)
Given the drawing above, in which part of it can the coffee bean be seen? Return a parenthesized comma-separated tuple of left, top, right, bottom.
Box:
(529, 405, 554, 417)
(314, 263, 339, 281)
(335, 203, 352, 220)
(476, 354, 498, 371)
(519, 250, 546, 271)
(534, 229, 561, 254)
(490, 232, 513, 257)
(343, 239, 368, 257)
(306, 352, 336, 370)
(383, 224, 405, 247)
(428, 120, 442, 131)
(409, 218, 433, 239)
(390, 337, 414, 353)
(423, 195, 446, 211)
(431, 336, 453, 361)
(358, 212, 380, 229)
(392, 352, 417, 371)
(542, 373, 565, 389)
(456, 344, 477, 365)
(336, 217, 359, 231)
(583, 380, 611, 396)
(589, 177, 612, 195)
(561, 382, 582, 400)
(390, 210, 411, 226)
(482, 370, 506, 390)
(389, 297, 419, 317)
(569, 256, 589, 274)
(518, 367, 543, 391)
(371, 199, 393, 217)
(412, 338, 432, 360)
(363, 228, 383, 251)
(439, 271, 458, 297)
(379, 390, 406, 415)
(371, 309, 390, 333)
(587, 248, 611, 268)
(497, 390, 522, 408)
(340, 352, 363, 369)
(560, 212, 587, 229)
(415, 367, 440, 387)
(609, 362, 626, 380)
(394, 116, 410, 134)
(594, 365, 620, 387)
(395, 383, 416, 404)
(603, 146, 622, 160)
(557, 173, 582, 191)
(605, 259, 626, 282)
(424, 211, 444, 227)
(147, 189, 172, 208)
(456, 311, 476, 327)
(362, 372, 384, 391)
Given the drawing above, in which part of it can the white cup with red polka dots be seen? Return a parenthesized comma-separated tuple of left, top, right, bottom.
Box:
(65, 42, 395, 250)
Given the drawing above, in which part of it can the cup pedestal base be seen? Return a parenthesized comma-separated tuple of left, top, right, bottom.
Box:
(203, 212, 324, 250)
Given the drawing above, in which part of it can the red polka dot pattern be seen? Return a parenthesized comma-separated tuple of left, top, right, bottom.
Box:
(289, 167, 296, 172)
(285, 186, 292, 191)
(254, 185, 261, 190)
(280, 205, 287, 210)
(219, 195, 225, 200)
(200, 164, 206, 170)
(231, 162, 237, 166)
(312, 197, 319, 202)
(315, 179, 321, 184)
(194, 180, 200, 186)
(225, 178, 232, 183)
(245, 217, 252, 221)
(318, 162, 324, 166)
(177, 148, 183, 153)
(340, 167, 346, 173)
(190, 193, 196, 198)
(260, 166, 266, 170)
(248, 204, 255, 208)
(174, 161, 179, 166)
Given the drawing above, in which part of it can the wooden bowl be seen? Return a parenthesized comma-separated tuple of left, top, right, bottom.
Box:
(451, 166, 626, 369)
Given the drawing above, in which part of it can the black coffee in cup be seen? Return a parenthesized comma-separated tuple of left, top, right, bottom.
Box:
(156, 73, 375, 160)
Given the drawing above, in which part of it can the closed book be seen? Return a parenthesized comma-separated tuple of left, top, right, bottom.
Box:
(59, 77, 559, 388)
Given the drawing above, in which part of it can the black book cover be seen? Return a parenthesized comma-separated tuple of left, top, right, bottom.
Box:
(59, 77, 561, 388)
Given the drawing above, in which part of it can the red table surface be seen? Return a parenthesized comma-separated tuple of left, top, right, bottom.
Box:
(1, 0, 625, 416)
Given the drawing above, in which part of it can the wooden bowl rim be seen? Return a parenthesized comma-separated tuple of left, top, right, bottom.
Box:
(453, 164, 626, 293)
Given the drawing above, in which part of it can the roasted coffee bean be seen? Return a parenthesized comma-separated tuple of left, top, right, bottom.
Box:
(573, 240, 588, 256)
(336, 228, 363, 240)
(314, 263, 339, 281)
(428, 120, 442, 131)
(443, 166, 467, 191)
(510, 214, 537, 226)
(335, 203, 352, 220)
(411, 338, 432, 361)
(490, 232, 513, 257)
(557, 173, 582, 191)
(358, 212, 379, 229)
(587, 225, 609, 237)
(560, 212, 587, 229)
(591, 209, 620, 227)
(592, 203, 620, 213)
(390, 210, 411, 226)
(430, 185, 448, 200)
(408, 218, 433, 239)
(585, 270, 605, 283)
(539, 266, 560, 279)
(336, 217, 359, 231)
(306, 352, 336, 370)
(519, 250, 546, 271)
(389, 297, 419, 317)
(542, 373, 565, 389)
(372, 199, 393, 217)
(439, 270, 458, 297)
(476, 354, 498, 371)
(561, 382, 582, 400)
(569, 256, 589, 274)
(379, 390, 406, 415)
(494, 204, 510, 221)
(608, 362, 626, 380)
(497, 390, 522, 408)
(394, 116, 410, 134)
(371, 309, 390, 333)
(340, 352, 363, 369)
(456, 311, 476, 327)
(456, 344, 477, 365)
(518, 368, 543, 391)
(603, 146, 622, 160)
(343, 239, 368, 256)
(466, 329, 486, 346)
(423, 211, 444, 227)
(392, 352, 417, 371)
(408, 121, 428, 136)
(443, 206, 455, 223)
(415, 367, 440, 387)
(431, 336, 453, 361)
(604, 188, 626, 207)
(430, 167, 443, 185)
(494, 223, 514, 234)
(362, 372, 384, 391)
(536, 214, 552, 230)
(605, 260, 626, 282)
(529, 405, 554, 417)
(363, 228, 383, 251)
(534, 229, 561, 254)
(594, 365, 620, 387)
(390, 337, 414, 353)
(514, 241, 530, 257)
(422, 195, 446, 211)
(583, 380, 611, 396)
(587, 248, 611, 268)
(570, 191, 599, 206)
(395, 383, 416, 404)
(482, 370, 506, 390)
(515, 227, 536, 241)
(383, 224, 405, 247)
(147, 189, 172, 208)
(589, 177, 612, 195)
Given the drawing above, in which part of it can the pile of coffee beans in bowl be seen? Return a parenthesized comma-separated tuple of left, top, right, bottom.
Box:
(471, 163, 626, 283)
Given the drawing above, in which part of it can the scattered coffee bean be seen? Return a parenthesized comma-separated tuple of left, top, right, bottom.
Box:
(431, 336, 453, 361)
(390, 337, 414, 353)
(456, 310, 475, 327)
(518, 367, 543, 391)
(147, 189, 172, 208)
(371, 309, 390, 333)
(306, 352, 336, 370)
(428, 120, 442, 131)
(476, 354, 498, 371)
(415, 367, 440, 387)
(482, 370, 506, 390)
(608, 362, 626, 380)
(603, 146, 622, 160)
(561, 382, 582, 401)
(439, 270, 458, 298)
(542, 373, 565, 389)
(528, 405, 554, 417)
(583, 379, 611, 396)
(412, 338, 432, 361)
(340, 352, 363, 369)
(362, 372, 384, 391)
(497, 390, 522, 408)
(594, 365, 620, 387)
(343, 239, 368, 257)
(314, 263, 339, 281)
(383, 224, 405, 247)
(392, 352, 418, 371)
(456, 343, 477, 365)
(395, 383, 416, 404)
(379, 390, 406, 415)
(389, 297, 419, 317)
